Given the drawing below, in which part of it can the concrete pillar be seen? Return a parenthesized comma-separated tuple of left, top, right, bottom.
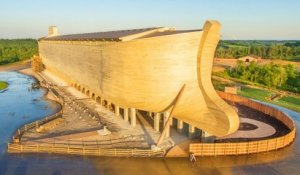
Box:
(115, 105, 120, 116)
(177, 119, 183, 133)
(164, 112, 172, 125)
(154, 113, 160, 132)
(107, 102, 112, 111)
(201, 131, 214, 143)
(130, 108, 136, 126)
(100, 99, 104, 107)
(188, 125, 195, 138)
(163, 112, 170, 137)
(203, 131, 212, 137)
(124, 108, 129, 122)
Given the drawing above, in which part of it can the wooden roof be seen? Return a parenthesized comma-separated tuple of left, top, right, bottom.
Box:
(39, 27, 201, 42)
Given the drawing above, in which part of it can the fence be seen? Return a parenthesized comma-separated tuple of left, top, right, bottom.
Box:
(12, 101, 63, 143)
(190, 92, 296, 156)
(7, 143, 165, 157)
(11, 73, 66, 143)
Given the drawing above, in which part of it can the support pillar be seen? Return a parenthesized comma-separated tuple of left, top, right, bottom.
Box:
(107, 102, 112, 111)
(201, 131, 214, 143)
(130, 108, 136, 126)
(188, 125, 195, 138)
(163, 112, 170, 137)
(154, 113, 160, 132)
(124, 108, 129, 122)
(100, 99, 104, 107)
(115, 105, 120, 116)
(177, 119, 183, 133)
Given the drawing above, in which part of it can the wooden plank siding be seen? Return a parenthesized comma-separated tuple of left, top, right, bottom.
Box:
(38, 21, 239, 137)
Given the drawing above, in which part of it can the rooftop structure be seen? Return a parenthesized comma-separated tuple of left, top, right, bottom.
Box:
(40, 27, 200, 42)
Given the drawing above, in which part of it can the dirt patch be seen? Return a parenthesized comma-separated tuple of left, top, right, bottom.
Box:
(0, 60, 31, 72)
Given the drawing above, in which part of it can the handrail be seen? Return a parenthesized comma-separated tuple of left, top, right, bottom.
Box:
(7, 143, 165, 157)
(11, 73, 65, 143)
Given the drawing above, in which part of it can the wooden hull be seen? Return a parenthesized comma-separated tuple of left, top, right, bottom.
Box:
(39, 21, 239, 136)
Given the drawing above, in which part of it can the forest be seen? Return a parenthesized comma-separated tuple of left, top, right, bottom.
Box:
(220, 61, 300, 93)
(0, 39, 37, 65)
(215, 40, 300, 60)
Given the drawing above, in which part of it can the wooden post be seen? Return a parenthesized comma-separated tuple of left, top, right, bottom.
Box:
(177, 120, 183, 133)
(154, 113, 160, 132)
(156, 84, 186, 146)
(130, 108, 136, 126)
(163, 112, 170, 137)
(97, 140, 100, 156)
(115, 105, 120, 116)
(188, 125, 195, 138)
(124, 108, 129, 122)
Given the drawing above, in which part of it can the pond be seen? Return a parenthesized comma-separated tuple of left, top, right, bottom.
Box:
(0, 71, 300, 175)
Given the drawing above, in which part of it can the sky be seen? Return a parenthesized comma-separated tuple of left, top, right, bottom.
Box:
(0, 0, 299, 40)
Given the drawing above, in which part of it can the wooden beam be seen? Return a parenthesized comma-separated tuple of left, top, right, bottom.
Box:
(156, 84, 186, 146)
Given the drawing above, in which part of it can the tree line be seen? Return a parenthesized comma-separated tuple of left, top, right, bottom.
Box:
(0, 39, 37, 65)
(216, 40, 300, 59)
(222, 61, 299, 93)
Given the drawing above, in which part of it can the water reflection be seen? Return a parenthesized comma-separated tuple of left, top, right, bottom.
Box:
(0, 71, 299, 175)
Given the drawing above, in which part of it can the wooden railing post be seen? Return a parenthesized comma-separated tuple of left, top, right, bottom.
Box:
(35, 121, 39, 128)
(68, 140, 70, 153)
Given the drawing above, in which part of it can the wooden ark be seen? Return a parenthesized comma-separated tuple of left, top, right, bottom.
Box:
(38, 20, 239, 137)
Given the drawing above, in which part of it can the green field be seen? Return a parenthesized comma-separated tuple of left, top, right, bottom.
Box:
(237, 86, 274, 101)
(0, 81, 8, 90)
(274, 96, 300, 112)
(212, 79, 300, 112)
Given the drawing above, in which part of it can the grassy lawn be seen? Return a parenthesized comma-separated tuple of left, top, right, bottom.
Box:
(237, 86, 274, 101)
(274, 96, 300, 112)
(212, 79, 233, 91)
(213, 79, 300, 112)
(0, 81, 8, 90)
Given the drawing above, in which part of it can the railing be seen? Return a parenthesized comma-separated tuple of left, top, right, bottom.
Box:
(11, 97, 64, 143)
(11, 72, 67, 143)
(7, 143, 165, 157)
(190, 92, 296, 156)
